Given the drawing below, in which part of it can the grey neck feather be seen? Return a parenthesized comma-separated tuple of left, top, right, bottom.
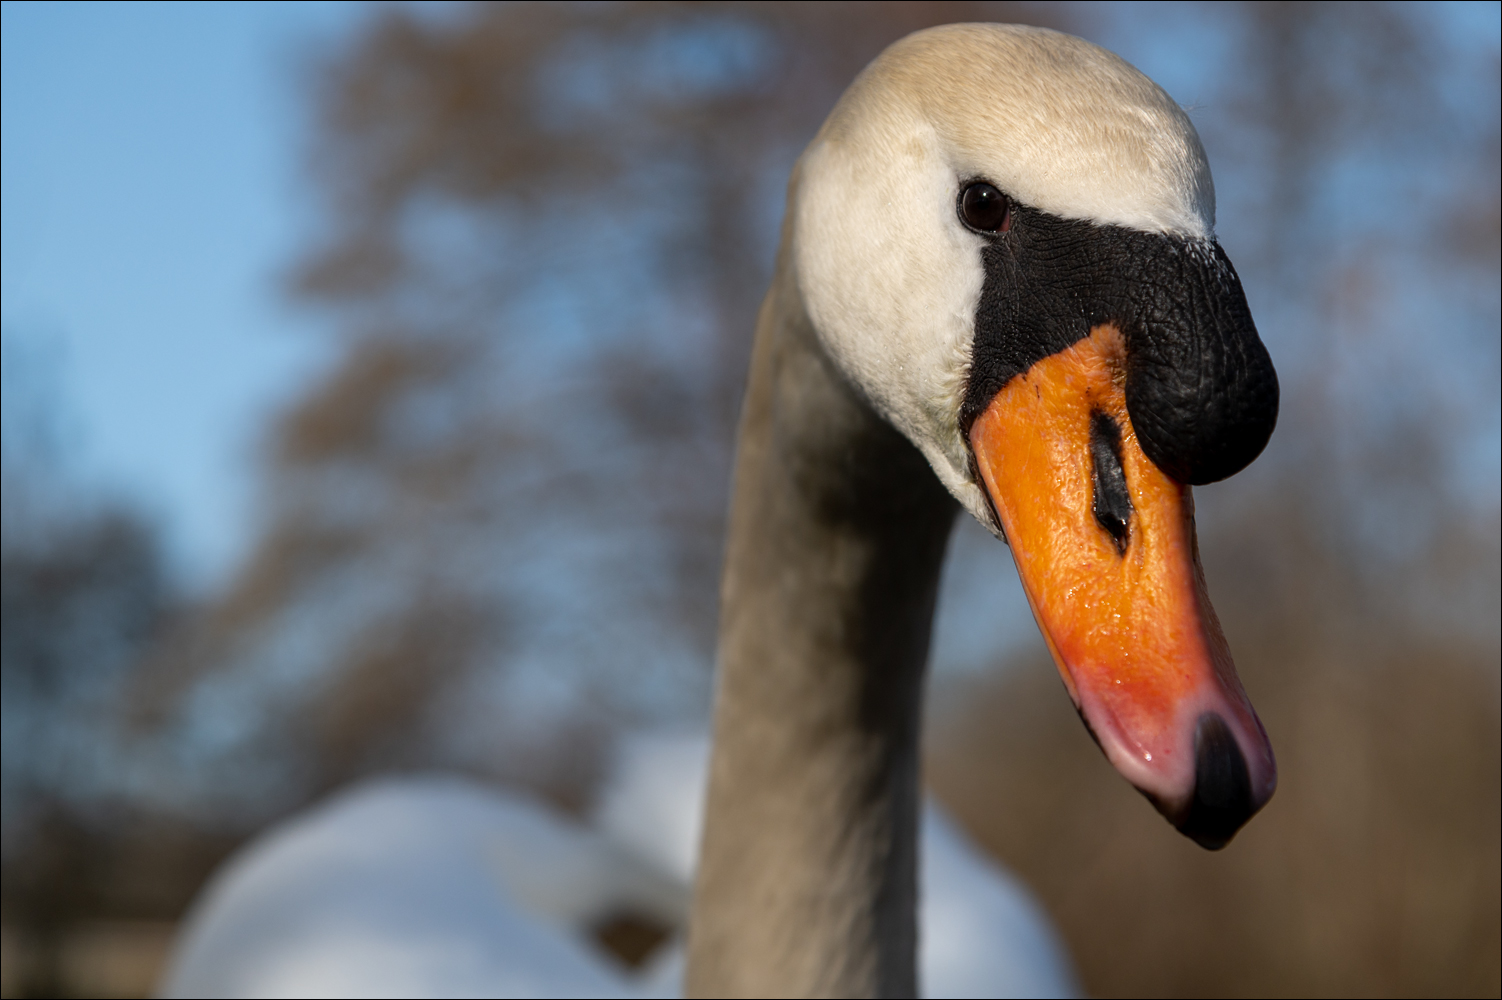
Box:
(685, 238, 959, 998)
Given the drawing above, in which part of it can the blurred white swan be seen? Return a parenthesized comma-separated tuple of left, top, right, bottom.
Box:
(159, 732, 1077, 999)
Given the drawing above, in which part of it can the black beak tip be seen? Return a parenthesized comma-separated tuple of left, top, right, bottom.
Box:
(1176, 713, 1257, 850)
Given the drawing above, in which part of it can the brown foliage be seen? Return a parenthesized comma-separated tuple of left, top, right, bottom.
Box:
(930, 636, 1500, 998)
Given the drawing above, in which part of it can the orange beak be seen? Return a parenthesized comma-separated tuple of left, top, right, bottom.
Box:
(969, 325, 1276, 848)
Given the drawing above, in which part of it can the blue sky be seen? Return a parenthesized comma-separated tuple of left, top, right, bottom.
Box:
(1, 2, 420, 588)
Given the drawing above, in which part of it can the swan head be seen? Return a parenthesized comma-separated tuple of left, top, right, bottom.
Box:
(790, 24, 1279, 848)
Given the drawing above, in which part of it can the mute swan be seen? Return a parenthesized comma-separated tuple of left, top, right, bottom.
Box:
(687, 22, 1276, 997)
(165, 21, 1278, 1000)
(157, 733, 1077, 998)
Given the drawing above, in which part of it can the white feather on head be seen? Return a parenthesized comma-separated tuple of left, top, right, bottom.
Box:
(791, 23, 1215, 532)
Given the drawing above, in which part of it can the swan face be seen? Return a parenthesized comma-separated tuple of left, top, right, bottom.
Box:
(794, 23, 1219, 529)
(791, 23, 1279, 847)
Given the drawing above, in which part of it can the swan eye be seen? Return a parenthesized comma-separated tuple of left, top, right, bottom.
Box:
(960, 182, 1011, 233)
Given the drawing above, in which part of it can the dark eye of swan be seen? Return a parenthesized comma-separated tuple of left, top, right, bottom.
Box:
(959, 182, 1011, 233)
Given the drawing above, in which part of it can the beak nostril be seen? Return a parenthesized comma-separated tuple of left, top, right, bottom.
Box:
(1090, 410, 1132, 554)
(1178, 713, 1255, 850)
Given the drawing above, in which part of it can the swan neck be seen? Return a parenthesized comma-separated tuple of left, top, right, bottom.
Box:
(685, 250, 957, 998)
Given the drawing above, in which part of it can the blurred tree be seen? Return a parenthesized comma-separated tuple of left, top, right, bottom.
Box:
(128, 2, 1499, 996)
(0, 331, 187, 997)
(2, 330, 170, 840)
(0, 509, 168, 997)
(140, 0, 1068, 813)
(1189, 1, 1501, 633)
(2, 511, 164, 816)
